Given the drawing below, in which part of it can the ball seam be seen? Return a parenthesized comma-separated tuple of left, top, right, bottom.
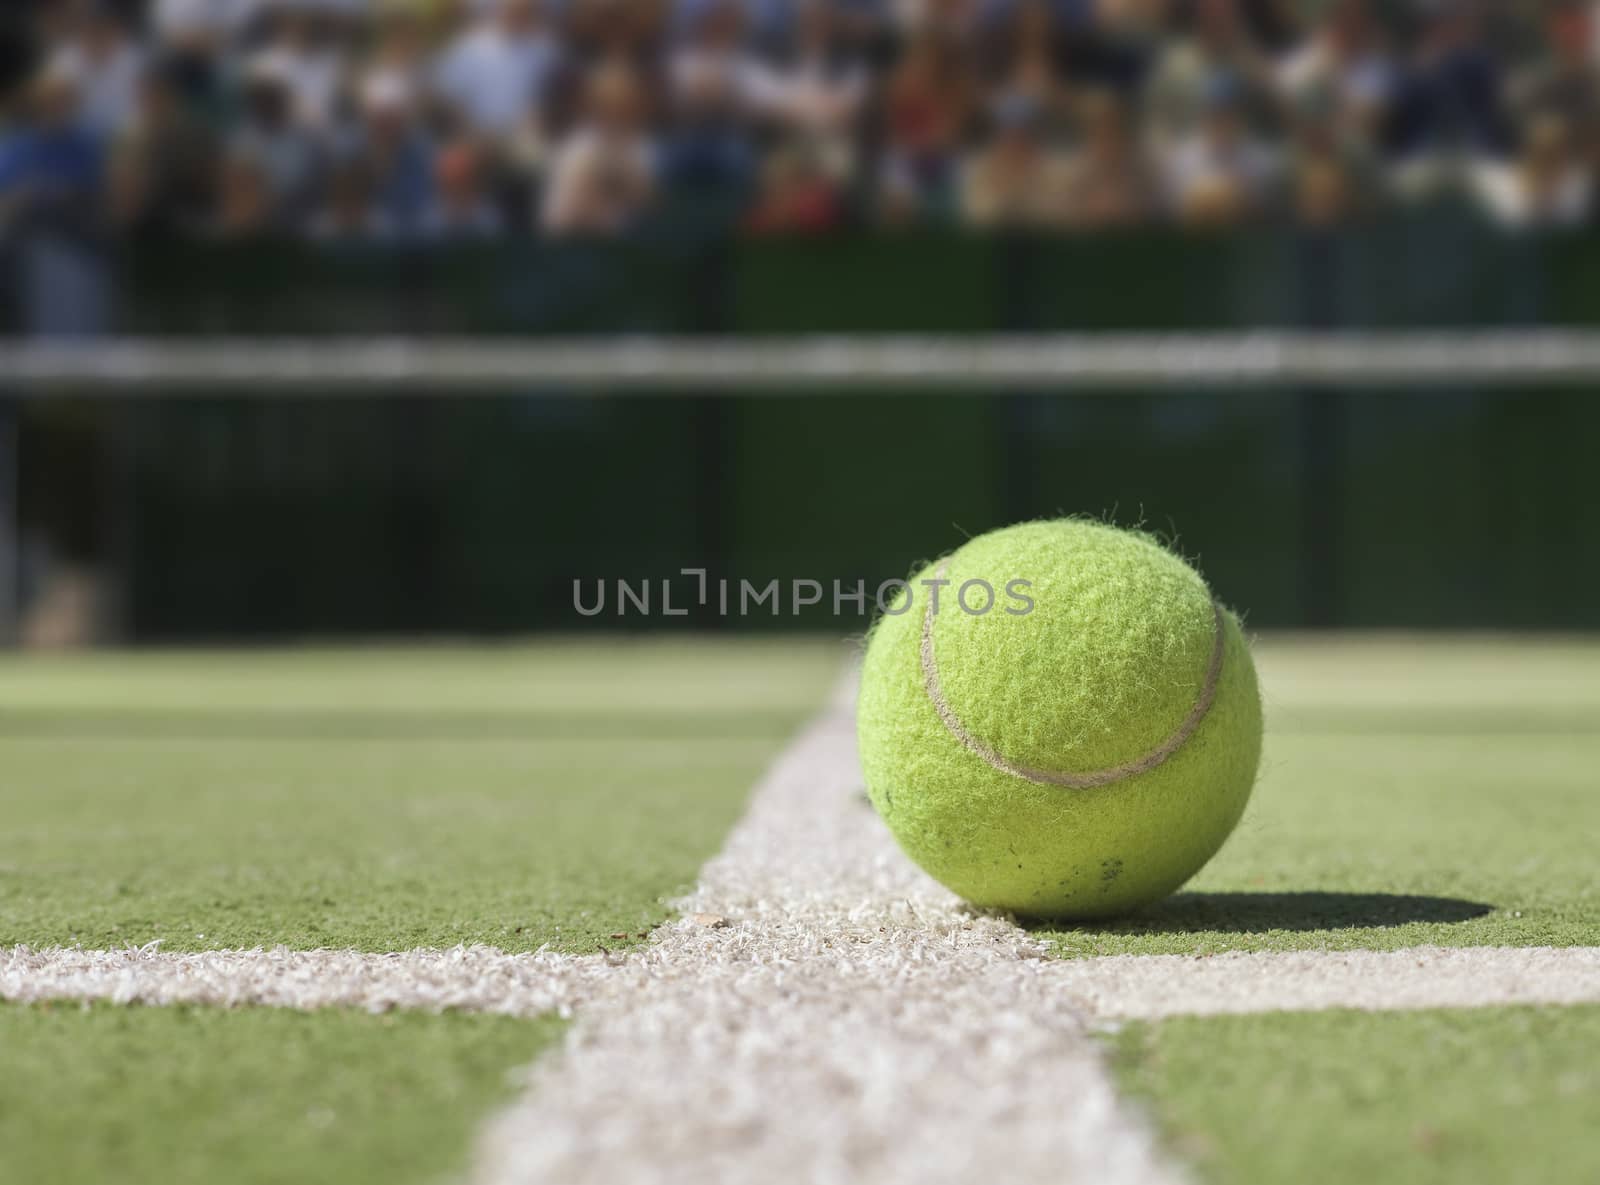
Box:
(918, 560, 1227, 789)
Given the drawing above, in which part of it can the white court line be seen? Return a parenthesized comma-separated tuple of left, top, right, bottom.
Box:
(6, 941, 1596, 1025)
(1044, 945, 1600, 1021)
(470, 678, 1187, 1185)
(0, 943, 613, 1017)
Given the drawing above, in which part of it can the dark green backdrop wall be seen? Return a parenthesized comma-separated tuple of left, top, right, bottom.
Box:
(71, 386, 1590, 638)
(15, 219, 1600, 637)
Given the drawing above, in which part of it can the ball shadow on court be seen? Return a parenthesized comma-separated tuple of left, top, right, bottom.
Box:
(1023, 891, 1494, 935)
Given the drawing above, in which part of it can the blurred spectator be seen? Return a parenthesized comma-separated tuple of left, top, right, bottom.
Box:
(434, 0, 561, 137)
(764, 0, 866, 142)
(745, 137, 846, 231)
(1165, 74, 1278, 225)
(226, 60, 324, 224)
(350, 71, 435, 230)
(1062, 0, 1162, 92)
(1059, 88, 1156, 227)
(542, 58, 655, 233)
(897, 0, 980, 43)
(0, 65, 103, 232)
(1095, 0, 1166, 39)
(152, 0, 258, 51)
(1274, 0, 1396, 150)
(1233, 0, 1296, 52)
(666, 0, 767, 125)
(826, 0, 892, 54)
(249, 4, 347, 130)
(149, 0, 251, 119)
(1389, 1, 1511, 160)
(1511, 3, 1600, 131)
(45, 4, 145, 141)
(658, 2, 760, 207)
(980, 0, 1072, 125)
(759, 0, 866, 197)
(214, 149, 275, 235)
(566, 0, 669, 67)
(1292, 135, 1363, 227)
(960, 91, 1069, 227)
(364, 9, 434, 112)
(1283, 67, 1381, 228)
(108, 61, 219, 234)
(1145, 0, 1273, 147)
(421, 140, 504, 235)
(1471, 112, 1592, 228)
(308, 155, 393, 238)
(880, 31, 974, 222)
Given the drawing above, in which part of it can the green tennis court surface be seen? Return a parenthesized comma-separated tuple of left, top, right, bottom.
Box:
(0, 1001, 563, 1185)
(4, 637, 1596, 957)
(1040, 638, 1600, 957)
(2, 637, 1596, 1185)
(0, 640, 842, 953)
(1111, 1004, 1600, 1185)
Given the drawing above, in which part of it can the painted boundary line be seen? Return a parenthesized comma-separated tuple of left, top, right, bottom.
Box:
(0, 944, 612, 1017)
(6, 943, 1597, 1024)
(470, 678, 1186, 1185)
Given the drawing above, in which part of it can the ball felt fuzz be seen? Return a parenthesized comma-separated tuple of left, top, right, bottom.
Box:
(856, 520, 1262, 919)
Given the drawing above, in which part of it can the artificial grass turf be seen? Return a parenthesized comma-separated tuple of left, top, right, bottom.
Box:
(1037, 638, 1600, 957)
(1109, 1004, 1600, 1185)
(0, 1000, 563, 1185)
(0, 639, 841, 954)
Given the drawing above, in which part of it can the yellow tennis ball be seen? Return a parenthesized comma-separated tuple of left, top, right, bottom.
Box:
(857, 520, 1262, 918)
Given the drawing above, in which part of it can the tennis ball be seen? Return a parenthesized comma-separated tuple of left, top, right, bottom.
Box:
(857, 520, 1261, 919)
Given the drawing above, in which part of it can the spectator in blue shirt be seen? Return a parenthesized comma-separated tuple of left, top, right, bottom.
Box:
(0, 65, 104, 233)
(352, 72, 435, 233)
(658, 0, 760, 212)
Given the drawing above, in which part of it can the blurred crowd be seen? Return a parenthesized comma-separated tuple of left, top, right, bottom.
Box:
(2, 0, 1599, 241)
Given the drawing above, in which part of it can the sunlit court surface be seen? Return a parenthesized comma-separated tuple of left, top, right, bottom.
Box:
(3, 638, 1597, 1185)
(6, 1, 1600, 1181)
